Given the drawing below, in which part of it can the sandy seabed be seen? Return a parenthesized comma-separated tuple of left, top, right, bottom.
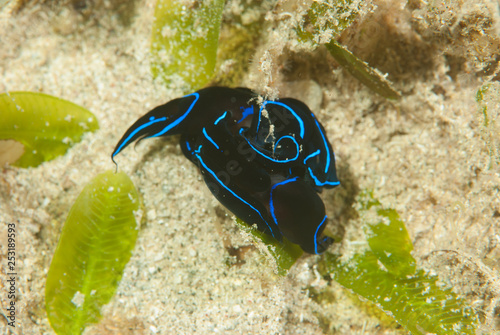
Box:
(0, 0, 499, 334)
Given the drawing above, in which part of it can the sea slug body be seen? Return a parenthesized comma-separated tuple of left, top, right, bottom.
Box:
(112, 87, 339, 254)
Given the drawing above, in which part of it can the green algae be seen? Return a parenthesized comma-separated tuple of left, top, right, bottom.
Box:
(0, 91, 98, 168)
(317, 191, 478, 334)
(45, 171, 141, 334)
(151, 0, 225, 92)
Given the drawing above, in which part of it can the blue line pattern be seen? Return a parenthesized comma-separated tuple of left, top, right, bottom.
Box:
(314, 215, 328, 254)
(112, 116, 167, 158)
(195, 151, 277, 238)
(270, 177, 298, 227)
(214, 111, 227, 125)
(237, 106, 253, 124)
(203, 127, 220, 150)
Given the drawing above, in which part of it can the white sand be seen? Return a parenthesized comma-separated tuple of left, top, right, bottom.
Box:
(1, 0, 499, 334)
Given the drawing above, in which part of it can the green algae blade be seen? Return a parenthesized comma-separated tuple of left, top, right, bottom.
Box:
(0, 91, 98, 168)
(325, 41, 401, 100)
(45, 171, 141, 335)
(476, 82, 500, 165)
(318, 192, 477, 334)
(296, 0, 400, 100)
(151, 0, 225, 92)
(359, 192, 416, 277)
(236, 218, 303, 276)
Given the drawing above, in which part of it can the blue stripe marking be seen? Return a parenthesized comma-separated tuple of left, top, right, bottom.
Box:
(195, 151, 277, 239)
(112, 92, 199, 158)
(307, 167, 340, 187)
(312, 116, 331, 174)
(269, 177, 298, 229)
(237, 106, 253, 124)
(112, 116, 167, 157)
(257, 101, 305, 138)
(303, 149, 320, 165)
(314, 215, 328, 254)
(274, 135, 298, 151)
(203, 127, 220, 150)
(185, 141, 191, 152)
(194, 145, 202, 154)
(214, 111, 227, 125)
(153, 92, 199, 137)
(240, 129, 299, 163)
